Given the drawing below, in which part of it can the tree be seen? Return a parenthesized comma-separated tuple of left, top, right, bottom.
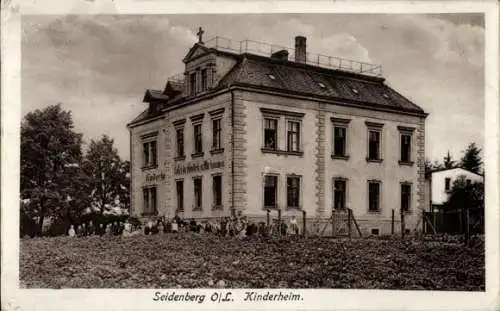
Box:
(82, 135, 130, 216)
(460, 143, 483, 174)
(21, 104, 84, 235)
(443, 151, 456, 169)
(445, 175, 484, 211)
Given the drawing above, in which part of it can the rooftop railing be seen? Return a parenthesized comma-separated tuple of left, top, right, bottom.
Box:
(166, 73, 185, 84)
(204, 36, 382, 77)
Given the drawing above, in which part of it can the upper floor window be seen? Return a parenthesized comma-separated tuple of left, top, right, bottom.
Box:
(287, 121, 300, 152)
(142, 140, 157, 168)
(398, 126, 415, 165)
(189, 73, 197, 95)
(287, 175, 301, 209)
(212, 118, 222, 150)
(264, 118, 278, 150)
(194, 124, 203, 154)
(368, 181, 381, 212)
(331, 117, 350, 160)
(201, 69, 208, 91)
(190, 114, 204, 157)
(366, 121, 383, 162)
(176, 128, 184, 158)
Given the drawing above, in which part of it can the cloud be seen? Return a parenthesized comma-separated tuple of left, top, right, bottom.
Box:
(320, 33, 371, 63)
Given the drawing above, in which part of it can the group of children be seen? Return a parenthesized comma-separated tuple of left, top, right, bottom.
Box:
(141, 214, 301, 238)
(67, 214, 301, 238)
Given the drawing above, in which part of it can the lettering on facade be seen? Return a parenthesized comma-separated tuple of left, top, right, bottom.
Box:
(145, 172, 166, 183)
(175, 160, 224, 175)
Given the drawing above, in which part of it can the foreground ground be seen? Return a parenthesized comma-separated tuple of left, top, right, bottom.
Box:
(20, 234, 484, 290)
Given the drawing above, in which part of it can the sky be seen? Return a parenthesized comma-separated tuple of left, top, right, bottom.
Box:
(21, 13, 485, 163)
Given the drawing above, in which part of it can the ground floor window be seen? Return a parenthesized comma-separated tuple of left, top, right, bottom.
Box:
(401, 183, 411, 212)
(213, 174, 222, 209)
(193, 177, 202, 210)
(176, 180, 184, 212)
(333, 178, 347, 210)
(143, 187, 157, 215)
(287, 175, 301, 209)
(264, 175, 278, 208)
(368, 181, 380, 212)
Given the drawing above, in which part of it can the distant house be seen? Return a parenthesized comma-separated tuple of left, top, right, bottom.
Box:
(425, 167, 484, 211)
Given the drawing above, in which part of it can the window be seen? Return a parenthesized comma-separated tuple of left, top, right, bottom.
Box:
(212, 118, 222, 150)
(287, 176, 301, 209)
(287, 121, 300, 152)
(466, 179, 472, 186)
(264, 118, 278, 150)
(193, 123, 203, 154)
(368, 181, 380, 212)
(176, 180, 184, 212)
(176, 128, 184, 158)
(401, 183, 411, 212)
(201, 69, 208, 91)
(142, 140, 157, 168)
(213, 175, 222, 208)
(193, 177, 202, 210)
(368, 130, 381, 160)
(143, 187, 157, 216)
(189, 73, 197, 95)
(333, 179, 347, 210)
(333, 127, 347, 157)
(264, 175, 278, 208)
(445, 178, 451, 191)
(400, 133, 412, 163)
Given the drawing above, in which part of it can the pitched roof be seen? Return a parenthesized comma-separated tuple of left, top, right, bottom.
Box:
(218, 54, 425, 114)
(428, 166, 483, 177)
(143, 89, 169, 102)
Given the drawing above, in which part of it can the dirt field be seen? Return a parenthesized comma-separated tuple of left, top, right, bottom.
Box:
(20, 233, 485, 290)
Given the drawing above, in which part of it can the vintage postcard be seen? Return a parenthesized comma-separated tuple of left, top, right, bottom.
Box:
(1, 0, 499, 310)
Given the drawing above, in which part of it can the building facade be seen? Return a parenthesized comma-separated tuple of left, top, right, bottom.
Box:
(128, 32, 428, 235)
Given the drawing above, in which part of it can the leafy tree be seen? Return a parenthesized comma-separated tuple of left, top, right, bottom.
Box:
(443, 151, 456, 169)
(460, 143, 483, 174)
(21, 104, 84, 235)
(445, 175, 484, 211)
(82, 135, 130, 215)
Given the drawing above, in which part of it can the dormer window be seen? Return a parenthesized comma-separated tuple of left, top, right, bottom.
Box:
(189, 72, 197, 95)
(318, 82, 326, 88)
(201, 69, 208, 91)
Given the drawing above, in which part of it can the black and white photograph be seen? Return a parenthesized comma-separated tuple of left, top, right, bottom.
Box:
(2, 1, 499, 311)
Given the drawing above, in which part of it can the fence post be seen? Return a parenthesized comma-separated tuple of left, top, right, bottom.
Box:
(400, 208, 405, 238)
(278, 209, 282, 237)
(266, 209, 270, 227)
(391, 209, 395, 235)
(302, 210, 306, 238)
(347, 209, 352, 239)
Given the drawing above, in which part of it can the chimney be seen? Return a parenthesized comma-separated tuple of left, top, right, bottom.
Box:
(271, 49, 289, 61)
(295, 36, 307, 64)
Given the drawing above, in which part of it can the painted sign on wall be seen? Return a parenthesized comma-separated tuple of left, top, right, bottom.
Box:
(175, 160, 224, 175)
(145, 172, 166, 183)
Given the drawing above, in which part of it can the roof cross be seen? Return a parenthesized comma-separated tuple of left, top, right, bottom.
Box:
(196, 27, 205, 44)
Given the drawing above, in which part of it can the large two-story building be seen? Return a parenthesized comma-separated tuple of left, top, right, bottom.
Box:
(127, 30, 428, 235)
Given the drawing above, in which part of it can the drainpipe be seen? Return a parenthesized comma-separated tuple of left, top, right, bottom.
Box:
(231, 90, 235, 217)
